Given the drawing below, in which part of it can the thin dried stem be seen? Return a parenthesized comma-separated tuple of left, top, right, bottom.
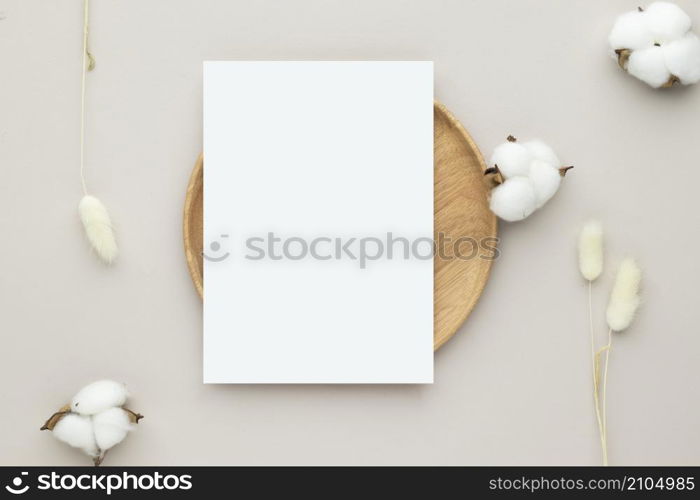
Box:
(93, 450, 107, 467)
(79, 0, 91, 195)
(602, 328, 613, 464)
(124, 408, 144, 423)
(594, 344, 610, 465)
(588, 281, 606, 465)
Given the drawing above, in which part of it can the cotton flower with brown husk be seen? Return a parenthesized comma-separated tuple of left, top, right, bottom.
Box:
(486, 135, 573, 222)
(41, 380, 143, 466)
(610, 2, 700, 88)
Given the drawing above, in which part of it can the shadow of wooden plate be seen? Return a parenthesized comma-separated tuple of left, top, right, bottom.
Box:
(184, 101, 497, 350)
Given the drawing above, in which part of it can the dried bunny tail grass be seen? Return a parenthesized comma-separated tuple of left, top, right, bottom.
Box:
(77, 2, 118, 266)
(600, 256, 642, 465)
(578, 219, 606, 463)
(579, 220, 604, 281)
(606, 258, 642, 332)
(79, 195, 118, 264)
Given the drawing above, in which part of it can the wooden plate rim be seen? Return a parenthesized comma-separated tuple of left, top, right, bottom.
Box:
(432, 101, 497, 349)
(183, 155, 204, 298)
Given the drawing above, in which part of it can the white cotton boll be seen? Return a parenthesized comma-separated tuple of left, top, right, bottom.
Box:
(609, 10, 655, 50)
(79, 195, 118, 264)
(627, 46, 672, 87)
(578, 220, 604, 282)
(644, 2, 692, 43)
(521, 140, 560, 168)
(71, 380, 128, 416)
(664, 32, 700, 84)
(489, 177, 537, 222)
(610, 3, 700, 87)
(490, 142, 532, 178)
(606, 258, 642, 332)
(93, 408, 134, 452)
(528, 160, 561, 208)
(52, 414, 99, 457)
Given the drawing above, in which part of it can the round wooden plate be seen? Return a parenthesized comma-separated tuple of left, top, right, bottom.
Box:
(184, 101, 497, 350)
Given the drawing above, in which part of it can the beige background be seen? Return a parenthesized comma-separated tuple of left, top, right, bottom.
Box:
(1, 0, 698, 466)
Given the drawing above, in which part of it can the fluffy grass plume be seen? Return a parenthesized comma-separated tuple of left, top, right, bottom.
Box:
(579, 220, 604, 281)
(606, 258, 642, 331)
(79, 195, 118, 264)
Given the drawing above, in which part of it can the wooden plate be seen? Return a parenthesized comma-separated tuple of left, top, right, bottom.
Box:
(183, 101, 497, 350)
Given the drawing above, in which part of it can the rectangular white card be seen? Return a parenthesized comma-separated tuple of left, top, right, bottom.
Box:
(203, 61, 433, 383)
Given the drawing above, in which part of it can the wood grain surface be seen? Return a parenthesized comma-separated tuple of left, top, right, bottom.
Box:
(183, 101, 497, 350)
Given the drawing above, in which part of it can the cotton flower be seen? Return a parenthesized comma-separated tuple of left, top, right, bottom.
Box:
(71, 379, 128, 415)
(79, 195, 118, 264)
(92, 408, 134, 452)
(606, 258, 642, 331)
(52, 413, 99, 458)
(489, 177, 537, 222)
(487, 136, 572, 222)
(578, 220, 604, 281)
(490, 140, 532, 178)
(41, 380, 142, 466)
(610, 2, 700, 88)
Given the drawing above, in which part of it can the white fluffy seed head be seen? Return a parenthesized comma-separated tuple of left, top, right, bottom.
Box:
(609, 10, 656, 50)
(528, 160, 562, 208)
(79, 195, 118, 264)
(521, 139, 560, 167)
(578, 220, 604, 281)
(52, 413, 99, 457)
(606, 258, 642, 332)
(663, 32, 700, 84)
(644, 1, 692, 42)
(490, 141, 532, 178)
(610, 2, 700, 87)
(489, 177, 537, 222)
(71, 380, 129, 416)
(627, 46, 672, 88)
(488, 138, 566, 221)
(93, 408, 134, 452)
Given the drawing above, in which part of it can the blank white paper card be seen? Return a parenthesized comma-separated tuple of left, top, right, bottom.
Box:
(203, 61, 433, 383)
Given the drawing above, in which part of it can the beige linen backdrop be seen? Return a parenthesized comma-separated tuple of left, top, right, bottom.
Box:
(0, 0, 698, 465)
